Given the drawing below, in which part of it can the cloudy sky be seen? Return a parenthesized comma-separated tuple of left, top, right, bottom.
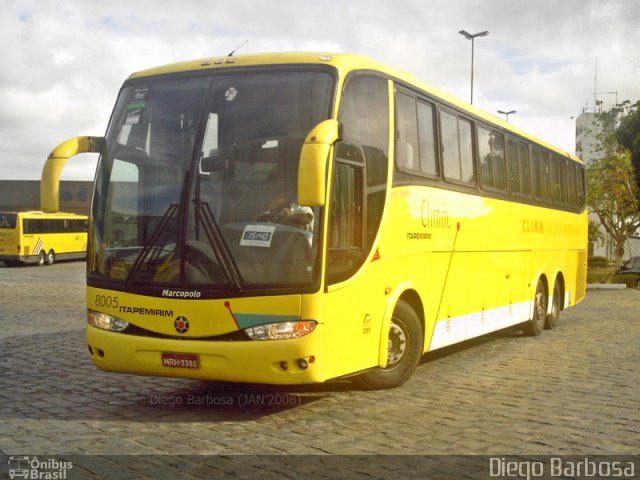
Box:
(1, 0, 639, 180)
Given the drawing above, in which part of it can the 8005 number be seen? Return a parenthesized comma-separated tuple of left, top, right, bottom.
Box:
(94, 294, 119, 309)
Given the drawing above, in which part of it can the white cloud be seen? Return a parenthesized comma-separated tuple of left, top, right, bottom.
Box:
(1, 0, 639, 179)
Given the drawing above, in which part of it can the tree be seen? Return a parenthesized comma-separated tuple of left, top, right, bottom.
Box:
(615, 100, 640, 197)
(587, 115, 640, 268)
(588, 219, 605, 255)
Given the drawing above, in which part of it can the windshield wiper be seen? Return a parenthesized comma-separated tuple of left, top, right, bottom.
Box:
(193, 199, 244, 292)
(125, 203, 179, 286)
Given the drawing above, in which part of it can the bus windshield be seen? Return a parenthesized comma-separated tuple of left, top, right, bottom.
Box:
(0, 213, 17, 229)
(89, 68, 334, 292)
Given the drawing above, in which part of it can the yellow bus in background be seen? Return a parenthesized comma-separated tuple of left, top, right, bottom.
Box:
(0, 211, 88, 266)
(50, 52, 586, 389)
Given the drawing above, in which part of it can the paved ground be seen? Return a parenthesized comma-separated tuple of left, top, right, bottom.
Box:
(0, 261, 638, 478)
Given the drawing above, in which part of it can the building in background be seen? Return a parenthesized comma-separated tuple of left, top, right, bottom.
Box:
(0, 180, 92, 216)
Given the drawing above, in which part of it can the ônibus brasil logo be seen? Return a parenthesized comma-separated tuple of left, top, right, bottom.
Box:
(8, 456, 73, 479)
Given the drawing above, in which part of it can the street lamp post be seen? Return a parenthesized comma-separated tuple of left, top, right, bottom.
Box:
(459, 29, 489, 104)
(498, 109, 516, 122)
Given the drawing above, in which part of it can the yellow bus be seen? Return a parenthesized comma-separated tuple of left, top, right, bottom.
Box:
(49, 52, 586, 388)
(0, 211, 88, 266)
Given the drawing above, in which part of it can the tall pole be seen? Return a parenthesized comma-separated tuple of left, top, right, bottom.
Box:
(470, 37, 475, 104)
(459, 30, 489, 104)
(498, 109, 516, 122)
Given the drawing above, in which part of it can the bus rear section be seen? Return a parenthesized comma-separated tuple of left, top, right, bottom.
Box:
(0, 212, 20, 265)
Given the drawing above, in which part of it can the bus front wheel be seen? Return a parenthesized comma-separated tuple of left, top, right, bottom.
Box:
(524, 281, 547, 336)
(37, 251, 46, 266)
(356, 299, 423, 390)
(45, 250, 55, 265)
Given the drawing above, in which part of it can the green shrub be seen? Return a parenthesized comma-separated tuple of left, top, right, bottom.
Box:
(588, 271, 612, 284)
(611, 273, 640, 288)
(588, 256, 609, 268)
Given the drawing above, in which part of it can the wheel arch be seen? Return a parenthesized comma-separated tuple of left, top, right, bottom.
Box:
(376, 285, 425, 368)
(398, 289, 425, 338)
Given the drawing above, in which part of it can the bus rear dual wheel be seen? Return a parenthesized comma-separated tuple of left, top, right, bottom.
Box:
(356, 299, 423, 390)
(524, 280, 561, 336)
(37, 250, 55, 266)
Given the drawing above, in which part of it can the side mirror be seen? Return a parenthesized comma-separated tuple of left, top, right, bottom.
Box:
(41, 136, 104, 213)
(200, 155, 228, 173)
(298, 119, 340, 207)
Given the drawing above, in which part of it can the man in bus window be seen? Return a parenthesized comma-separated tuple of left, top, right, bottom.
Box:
(256, 193, 314, 231)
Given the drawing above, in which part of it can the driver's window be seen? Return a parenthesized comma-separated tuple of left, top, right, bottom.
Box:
(327, 152, 365, 284)
(327, 73, 389, 285)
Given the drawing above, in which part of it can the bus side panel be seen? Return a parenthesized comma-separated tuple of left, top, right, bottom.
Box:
(428, 250, 529, 351)
(322, 260, 393, 380)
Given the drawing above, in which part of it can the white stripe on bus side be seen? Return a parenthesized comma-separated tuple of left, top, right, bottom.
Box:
(33, 237, 44, 255)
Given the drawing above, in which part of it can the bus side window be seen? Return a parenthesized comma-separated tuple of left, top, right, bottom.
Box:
(395, 90, 437, 178)
(478, 126, 506, 191)
(531, 149, 542, 198)
(417, 101, 438, 176)
(440, 110, 475, 184)
(441, 110, 461, 181)
(327, 150, 365, 284)
(518, 143, 531, 196)
(541, 153, 551, 201)
(577, 166, 586, 209)
(396, 92, 419, 171)
(507, 138, 520, 194)
(550, 156, 562, 204)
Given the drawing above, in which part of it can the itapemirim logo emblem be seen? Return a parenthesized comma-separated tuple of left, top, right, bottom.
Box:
(174, 316, 189, 334)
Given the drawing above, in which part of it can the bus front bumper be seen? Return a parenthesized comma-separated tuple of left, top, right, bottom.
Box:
(86, 324, 325, 384)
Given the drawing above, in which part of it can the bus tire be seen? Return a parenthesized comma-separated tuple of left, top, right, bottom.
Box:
(524, 280, 546, 336)
(356, 299, 423, 390)
(545, 281, 562, 330)
(37, 251, 46, 266)
(45, 250, 55, 265)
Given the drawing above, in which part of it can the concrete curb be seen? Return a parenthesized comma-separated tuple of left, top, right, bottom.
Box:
(587, 283, 627, 290)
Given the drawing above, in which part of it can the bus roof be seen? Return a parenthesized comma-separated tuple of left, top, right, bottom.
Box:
(0, 210, 87, 219)
(127, 51, 581, 164)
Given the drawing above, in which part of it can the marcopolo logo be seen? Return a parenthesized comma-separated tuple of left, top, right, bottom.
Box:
(162, 289, 202, 298)
(8, 456, 72, 479)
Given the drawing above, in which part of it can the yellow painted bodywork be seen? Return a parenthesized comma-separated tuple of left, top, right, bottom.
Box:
(87, 287, 325, 383)
(87, 324, 325, 384)
(86, 52, 587, 385)
(0, 211, 87, 264)
(379, 186, 587, 353)
(298, 119, 340, 206)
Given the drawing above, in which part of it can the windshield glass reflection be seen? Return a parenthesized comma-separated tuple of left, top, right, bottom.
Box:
(89, 68, 333, 292)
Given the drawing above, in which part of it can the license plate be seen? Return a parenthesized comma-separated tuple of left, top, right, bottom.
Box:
(161, 353, 200, 369)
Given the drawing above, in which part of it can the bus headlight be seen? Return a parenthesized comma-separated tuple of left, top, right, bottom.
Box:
(245, 321, 316, 340)
(87, 310, 129, 332)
